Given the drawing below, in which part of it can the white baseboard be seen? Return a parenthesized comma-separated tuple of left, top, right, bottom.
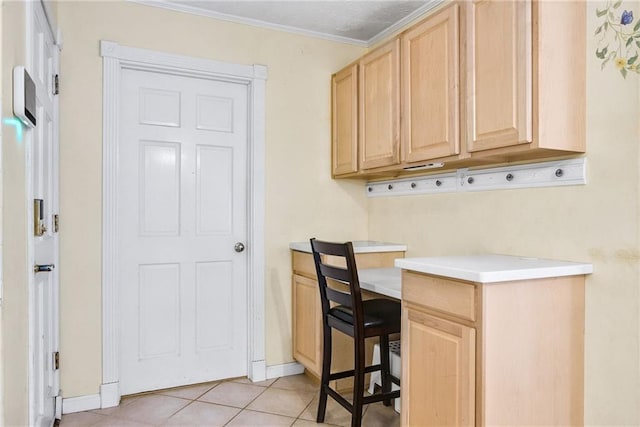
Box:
(249, 359, 267, 382)
(266, 362, 305, 379)
(62, 365, 302, 414)
(100, 382, 120, 408)
(62, 393, 101, 414)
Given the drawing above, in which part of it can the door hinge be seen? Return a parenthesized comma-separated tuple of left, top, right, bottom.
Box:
(53, 214, 59, 233)
(54, 74, 59, 95)
(53, 351, 60, 370)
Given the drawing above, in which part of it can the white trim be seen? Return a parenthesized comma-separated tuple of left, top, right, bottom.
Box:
(129, 0, 368, 47)
(27, 3, 62, 424)
(26, 2, 36, 423)
(128, 0, 446, 47)
(62, 394, 101, 415)
(366, 0, 445, 47)
(250, 360, 267, 383)
(101, 41, 267, 402)
(65, 361, 299, 414)
(99, 383, 120, 409)
(266, 362, 305, 380)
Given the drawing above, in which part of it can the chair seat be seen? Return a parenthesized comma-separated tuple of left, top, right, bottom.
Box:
(329, 299, 401, 332)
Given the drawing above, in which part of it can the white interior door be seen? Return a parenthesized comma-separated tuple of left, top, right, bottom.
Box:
(30, 3, 60, 426)
(118, 68, 249, 395)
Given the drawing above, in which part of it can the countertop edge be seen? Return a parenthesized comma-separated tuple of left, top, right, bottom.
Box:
(395, 257, 594, 283)
(290, 242, 407, 254)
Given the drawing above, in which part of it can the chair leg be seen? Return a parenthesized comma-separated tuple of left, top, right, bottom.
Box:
(351, 335, 366, 427)
(317, 324, 332, 423)
(380, 334, 392, 406)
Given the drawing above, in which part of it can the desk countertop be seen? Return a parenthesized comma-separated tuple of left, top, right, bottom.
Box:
(395, 254, 593, 283)
(358, 268, 402, 299)
(290, 240, 407, 254)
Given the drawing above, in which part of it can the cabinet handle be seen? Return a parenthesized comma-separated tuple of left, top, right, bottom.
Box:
(467, 177, 474, 184)
(555, 168, 564, 177)
(506, 173, 514, 182)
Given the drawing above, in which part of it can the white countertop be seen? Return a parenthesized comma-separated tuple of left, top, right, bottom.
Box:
(395, 254, 593, 283)
(358, 268, 402, 299)
(290, 240, 407, 254)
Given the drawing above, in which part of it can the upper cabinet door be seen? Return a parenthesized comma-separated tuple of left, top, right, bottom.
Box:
(466, 0, 532, 152)
(359, 39, 401, 170)
(402, 4, 460, 163)
(332, 64, 358, 177)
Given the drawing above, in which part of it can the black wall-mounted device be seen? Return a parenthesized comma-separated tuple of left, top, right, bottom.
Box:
(13, 66, 37, 128)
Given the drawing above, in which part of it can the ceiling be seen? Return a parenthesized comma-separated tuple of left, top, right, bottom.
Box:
(133, 0, 442, 46)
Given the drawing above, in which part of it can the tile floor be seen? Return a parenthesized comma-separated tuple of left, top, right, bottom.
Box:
(60, 374, 400, 427)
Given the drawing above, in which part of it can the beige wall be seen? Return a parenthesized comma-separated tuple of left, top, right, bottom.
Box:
(1, 1, 29, 425)
(368, 2, 640, 425)
(54, 0, 640, 424)
(57, 1, 366, 398)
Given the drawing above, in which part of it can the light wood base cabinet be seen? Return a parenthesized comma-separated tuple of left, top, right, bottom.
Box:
(401, 271, 585, 426)
(292, 250, 404, 390)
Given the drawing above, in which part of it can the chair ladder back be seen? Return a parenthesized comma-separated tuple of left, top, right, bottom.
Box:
(310, 238, 364, 321)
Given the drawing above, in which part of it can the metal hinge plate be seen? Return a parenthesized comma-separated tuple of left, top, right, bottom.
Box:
(53, 214, 59, 233)
(54, 74, 59, 95)
(53, 351, 60, 370)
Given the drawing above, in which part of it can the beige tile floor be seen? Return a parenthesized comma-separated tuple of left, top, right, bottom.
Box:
(60, 374, 400, 427)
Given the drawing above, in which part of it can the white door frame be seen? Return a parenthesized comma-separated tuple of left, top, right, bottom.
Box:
(100, 40, 267, 407)
(26, 1, 62, 423)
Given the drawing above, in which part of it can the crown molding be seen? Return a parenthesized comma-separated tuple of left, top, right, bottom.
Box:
(366, 0, 445, 47)
(128, 0, 369, 47)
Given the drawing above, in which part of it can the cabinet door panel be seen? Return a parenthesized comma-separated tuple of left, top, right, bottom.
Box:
(402, 4, 460, 162)
(467, 0, 532, 152)
(332, 64, 358, 176)
(292, 274, 322, 376)
(402, 308, 475, 427)
(359, 39, 400, 170)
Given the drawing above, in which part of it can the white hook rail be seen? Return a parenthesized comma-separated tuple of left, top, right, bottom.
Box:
(366, 158, 586, 197)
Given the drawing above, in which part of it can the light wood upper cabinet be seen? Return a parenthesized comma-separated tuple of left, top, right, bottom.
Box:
(330, 0, 585, 179)
(402, 4, 461, 163)
(465, 0, 586, 157)
(331, 64, 358, 177)
(359, 39, 401, 170)
(466, 0, 532, 152)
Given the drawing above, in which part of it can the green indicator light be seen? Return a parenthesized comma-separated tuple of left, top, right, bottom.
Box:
(2, 117, 24, 143)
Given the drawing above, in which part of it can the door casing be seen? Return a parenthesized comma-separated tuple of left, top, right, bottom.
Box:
(26, 1, 62, 424)
(100, 40, 267, 407)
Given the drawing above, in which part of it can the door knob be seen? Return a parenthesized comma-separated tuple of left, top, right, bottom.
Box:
(34, 264, 55, 273)
(234, 242, 245, 253)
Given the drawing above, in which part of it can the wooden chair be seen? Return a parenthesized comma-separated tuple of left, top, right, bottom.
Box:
(310, 238, 401, 427)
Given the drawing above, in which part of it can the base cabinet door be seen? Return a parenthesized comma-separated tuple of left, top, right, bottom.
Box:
(401, 307, 475, 427)
(292, 274, 322, 377)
